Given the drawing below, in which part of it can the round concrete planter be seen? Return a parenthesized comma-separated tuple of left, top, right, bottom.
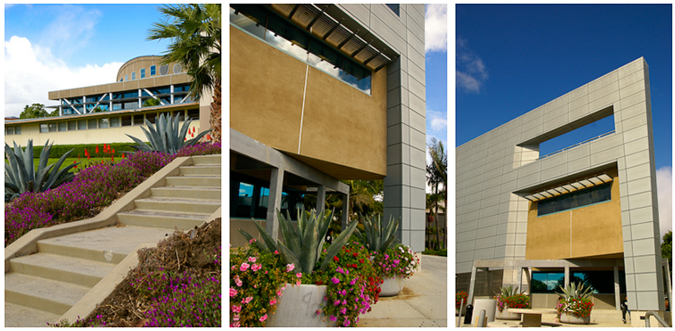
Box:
(265, 284, 333, 327)
(456, 304, 467, 316)
(495, 306, 521, 320)
(379, 276, 404, 297)
(560, 312, 591, 324)
(471, 299, 497, 326)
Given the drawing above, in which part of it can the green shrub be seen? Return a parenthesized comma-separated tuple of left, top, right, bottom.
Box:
(31, 142, 150, 159)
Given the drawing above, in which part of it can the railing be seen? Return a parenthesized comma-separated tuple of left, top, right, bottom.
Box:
(537, 130, 615, 160)
(642, 311, 670, 327)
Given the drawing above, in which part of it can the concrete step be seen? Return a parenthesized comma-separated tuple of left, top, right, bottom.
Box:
(9, 253, 114, 288)
(179, 165, 221, 176)
(37, 226, 173, 264)
(134, 197, 220, 214)
(539, 309, 623, 324)
(6, 273, 90, 316)
(150, 186, 221, 200)
(117, 209, 208, 230)
(191, 154, 221, 165)
(165, 175, 221, 188)
(5, 302, 61, 327)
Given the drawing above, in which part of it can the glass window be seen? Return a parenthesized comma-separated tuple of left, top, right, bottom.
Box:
(48, 123, 57, 132)
(78, 120, 87, 130)
(133, 114, 144, 126)
(386, 4, 400, 16)
(121, 115, 132, 126)
(58, 122, 67, 132)
(14, 126, 20, 134)
(131, 72, 136, 80)
(146, 112, 157, 124)
(125, 75, 128, 81)
(99, 118, 109, 129)
(6, 126, 13, 135)
(150, 65, 156, 76)
(110, 117, 120, 127)
(124, 101, 139, 109)
(68, 121, 76, 131)
(113, 103, 122, 111)
(187, 108, 200, 120)
(538, 182, 612, 216)
(40, 124, 49, 133)
(87, 119, 97, 130)
(141, 68, 146, 79)
(531, 272, 565, 293)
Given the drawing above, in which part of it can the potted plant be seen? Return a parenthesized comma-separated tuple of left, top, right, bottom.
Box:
(238, 208, 377, 327)
(456, 291, 468, 316)
(494, 285, 529, 320)
(354, 213, 419, 296)
(555, 282, 594, 324)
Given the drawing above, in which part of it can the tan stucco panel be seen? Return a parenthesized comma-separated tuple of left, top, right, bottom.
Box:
(526, 169, 623, 259)
(301, 67, 387, 176)
(229, 26, 305, 154)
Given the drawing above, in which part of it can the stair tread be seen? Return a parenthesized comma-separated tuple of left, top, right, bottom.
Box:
(119, 209, 211, 219)
(10, 253, 115, 279)
(38, 226, 173, 256)
(6, 273, 90, 306)
(5, 302, 60, 327)
(152, 186, 221, 191)
(135, 197, 221, 204)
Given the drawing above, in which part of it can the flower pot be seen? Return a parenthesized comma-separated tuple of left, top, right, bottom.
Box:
(379, 276, 404, 297)
(560, 312, 591, 324)
(495, 306, 521, 320)
(456, 304, 467, 316)
(265, 283, 333, 327)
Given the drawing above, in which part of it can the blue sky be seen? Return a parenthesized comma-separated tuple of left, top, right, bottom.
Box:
(456, 4, 672, 235)
(424, 4, 448, 156)
(4, 4, 171, 116)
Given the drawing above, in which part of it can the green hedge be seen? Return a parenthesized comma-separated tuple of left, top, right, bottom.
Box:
(31, 142, 150, 159)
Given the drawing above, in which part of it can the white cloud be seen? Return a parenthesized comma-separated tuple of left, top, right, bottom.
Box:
(38, 5, 102, 60)
(457, 38, 488, 93)
(656, 166, 672, 240)
(425, 4, 447, 53)
(4, 36, 123, 117)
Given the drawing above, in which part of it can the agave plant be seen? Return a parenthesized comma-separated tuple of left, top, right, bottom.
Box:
(496, 285, 521, 298)
(126, 113, 210, 154)
(5, 140, 78, 202)
(557, 282, 593, 300)
(239, 208, 358, 275)
(353, 213, 400, 253)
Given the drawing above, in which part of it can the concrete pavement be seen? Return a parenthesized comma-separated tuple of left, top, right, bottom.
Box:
(358, 254, 448, 327)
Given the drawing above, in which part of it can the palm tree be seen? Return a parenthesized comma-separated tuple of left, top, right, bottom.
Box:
(148, 4, 221, 142)
(427, 138, 447, 250)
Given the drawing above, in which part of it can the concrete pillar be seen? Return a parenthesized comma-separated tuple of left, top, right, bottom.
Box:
(316, 185, 326, 213)
(468, 266, 478, 305)
(564, 266, 570, 288)
(614, 266, 621, 310)
(517, 267, 523, 293)
(341, 192, 349, 229)
(266, 167, 284, 240)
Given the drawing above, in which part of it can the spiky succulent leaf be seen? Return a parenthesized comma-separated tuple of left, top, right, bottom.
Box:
(238, 228, 269, 252)
(299, 215, 319, 275)
(277, 210, 301, 256)
(319, 220, 359, 271)
(277, 240, 302, 272)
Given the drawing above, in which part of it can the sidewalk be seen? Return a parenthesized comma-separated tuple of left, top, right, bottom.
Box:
(358, 254, 447, 327)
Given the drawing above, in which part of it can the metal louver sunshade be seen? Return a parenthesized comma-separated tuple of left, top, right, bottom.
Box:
(522, 173, 613, 202)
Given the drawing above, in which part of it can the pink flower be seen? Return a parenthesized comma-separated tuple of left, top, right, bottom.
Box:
(231, 321, 240, 327)
(316, 309, 321, 315)
(349, 278, 357, 285)
(249, 238, 256, 243)
(274, 250, 279, 254)
(233, 314, 240, 321)
(240, 263, 250, 272)
(248, 256, 257, 263)
(277, 289, 283, 296)
(296, 280, 301, 286)
(232, 305, 241, 313)
(286, 264, 295, 272)
(340, 307, 347, 315)
(331, 277, 340, 284)
(259, 314, 267, 322)
(230, 288, 238, 297)
(296, 272, 302, 278)
(330, 315, 337, 321)
(242, 296, 253, 304)
(270, 298, 277, 305)
(334, 300, 341, 306)
(344, 320, 350, 326)
(251, 264, 262, 272)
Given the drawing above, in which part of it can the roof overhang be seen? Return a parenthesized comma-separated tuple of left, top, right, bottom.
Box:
(522, 173, 613, 202)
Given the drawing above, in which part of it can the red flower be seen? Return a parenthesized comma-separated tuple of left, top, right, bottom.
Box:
(352, 253, 358, 257)
(122, 153, 125, 159)
(96, 146, 99, 153)
(359, 259, 364, 264)
(333, 256, 339, 262)
(207, 134, 212, 140)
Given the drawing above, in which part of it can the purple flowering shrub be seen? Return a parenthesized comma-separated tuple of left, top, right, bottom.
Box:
(5, 143, 221, 247)
(134, 248, 221, 327)
(372, 244, 419, 279)
(230, 241, 296, 327)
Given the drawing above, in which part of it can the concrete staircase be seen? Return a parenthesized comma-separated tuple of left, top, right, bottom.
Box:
(5, 155, 221, 327)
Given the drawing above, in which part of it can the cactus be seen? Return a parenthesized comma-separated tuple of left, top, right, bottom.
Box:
(557, 282, 593, 301)
(126, 113, 210, 154)
(353, 213, 400, 253)
(239, 208, 358, 275)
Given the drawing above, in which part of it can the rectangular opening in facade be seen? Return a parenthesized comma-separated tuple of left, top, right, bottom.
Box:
(538, 114, 615, 159)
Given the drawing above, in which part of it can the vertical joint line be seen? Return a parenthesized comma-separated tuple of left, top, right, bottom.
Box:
(298, 64, 310, 154)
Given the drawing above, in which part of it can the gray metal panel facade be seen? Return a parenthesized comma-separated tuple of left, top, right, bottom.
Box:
(337, 4, 427, 252)
(456, 58, 663, 310)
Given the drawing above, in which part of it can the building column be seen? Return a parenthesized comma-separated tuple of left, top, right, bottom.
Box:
(517, 267, 523, 293)
(564, 266, 570, 288)
(266, 167, 284, 240)
(468, 266, 478, 306)
(316, 185, 326, 213)
(614, 266, 621, 310)
(341, 192, 349, 229)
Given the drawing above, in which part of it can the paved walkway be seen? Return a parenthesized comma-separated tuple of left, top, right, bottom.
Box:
(358, 254, 447, 327)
